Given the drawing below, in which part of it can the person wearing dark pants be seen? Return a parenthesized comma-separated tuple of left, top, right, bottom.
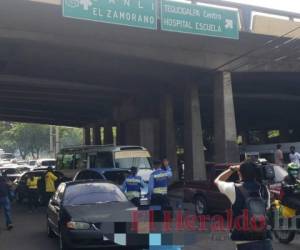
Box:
(45, 167, 58, 204)
(0, 176, 13, 230)
(26, 173, 39, 212)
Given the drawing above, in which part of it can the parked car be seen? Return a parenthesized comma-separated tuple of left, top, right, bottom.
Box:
(46, 180, 139, 250)
(169, 162, 288, 215)
(15, 169, 66, 204)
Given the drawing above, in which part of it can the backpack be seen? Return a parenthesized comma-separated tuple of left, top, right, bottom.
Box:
(237, 185, 268, 233)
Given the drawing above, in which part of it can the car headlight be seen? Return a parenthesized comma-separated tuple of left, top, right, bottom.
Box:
(66, 221, 91, 230)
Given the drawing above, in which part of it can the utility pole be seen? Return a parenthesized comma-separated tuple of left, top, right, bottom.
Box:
(55, 126, 60, 155)
(49, 125, 55, 158)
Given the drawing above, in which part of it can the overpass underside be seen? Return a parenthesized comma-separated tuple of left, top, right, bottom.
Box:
(1, 0, 300, 180)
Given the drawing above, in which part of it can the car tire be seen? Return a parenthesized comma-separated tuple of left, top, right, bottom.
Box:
(59, 230, 70, 250)
(273, 230, 296, 244)
(194, 195, 207, 216)
(47, 222, 55, 238)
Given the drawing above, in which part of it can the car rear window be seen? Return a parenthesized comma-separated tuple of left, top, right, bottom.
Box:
(63, 183, 127, 205)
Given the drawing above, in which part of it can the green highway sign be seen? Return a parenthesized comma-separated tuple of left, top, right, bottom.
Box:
(63, 0, 157, 30)
(161, 0, 239, 39)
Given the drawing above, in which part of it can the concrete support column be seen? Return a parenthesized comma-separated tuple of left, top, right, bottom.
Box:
(140, 118, 160, 160)
(104, 125, 114, 145)
(214, 72, 239, 163)
(83, 127, 91, 145)
(124, 120, 140, 145)
(92, 126, 101, 145)
(160, 94, 178, 178)
(184, 84, 206, 180)
(117, 122, 126, 145)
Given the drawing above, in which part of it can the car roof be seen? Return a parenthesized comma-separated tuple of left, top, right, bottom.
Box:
(64, 179, 116, 187)
(60, 145, 147, 153)
(37, 158, 56, 161)
(78, 168, 129, 174)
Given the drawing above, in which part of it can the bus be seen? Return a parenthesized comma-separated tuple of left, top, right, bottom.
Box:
(56, 145, 153, 181)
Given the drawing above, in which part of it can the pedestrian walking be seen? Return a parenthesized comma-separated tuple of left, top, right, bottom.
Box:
(289, 146, 300, 165)
(274, 144, 284, 167)
(122, 166, 144, 207)
(44, 167, 58, 204)
(26, 173, 40, 212)
(0, 175, 13, 230)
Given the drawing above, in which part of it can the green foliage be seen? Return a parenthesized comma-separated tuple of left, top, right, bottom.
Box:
(60, 127, 83, 147)
(0, 122, 83, 159)
(8, 123, 49, 159)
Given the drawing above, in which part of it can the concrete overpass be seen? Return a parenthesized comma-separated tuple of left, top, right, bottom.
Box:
(1, 0, 300, 180)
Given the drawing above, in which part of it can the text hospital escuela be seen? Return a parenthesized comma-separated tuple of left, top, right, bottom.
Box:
(163, 4, 223, 32)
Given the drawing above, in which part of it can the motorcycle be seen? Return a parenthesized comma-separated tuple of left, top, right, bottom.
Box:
(271, 183, 300, 244)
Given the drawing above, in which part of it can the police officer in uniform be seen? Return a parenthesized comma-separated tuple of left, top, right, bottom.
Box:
(148, 160, 172, 219)
(122, 166, 144, 207)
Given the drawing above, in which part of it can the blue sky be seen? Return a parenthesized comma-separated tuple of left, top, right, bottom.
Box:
(222, 0, 300, 13)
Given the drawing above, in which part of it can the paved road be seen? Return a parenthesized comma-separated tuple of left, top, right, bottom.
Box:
(1, 204, 300, 250)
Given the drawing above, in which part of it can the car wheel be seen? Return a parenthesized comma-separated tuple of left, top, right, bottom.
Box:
(59, 230, 70, 250)
(46, 218, 55, 238)
(194, 195, 207, 216)
(274, 230, 296, 244)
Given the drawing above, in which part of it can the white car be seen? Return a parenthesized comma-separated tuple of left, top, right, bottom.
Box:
(36, 158, 56, 169)
(0, 165, 23, 182)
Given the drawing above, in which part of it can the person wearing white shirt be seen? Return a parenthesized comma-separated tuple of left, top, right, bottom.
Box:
(289, 146, 300, 165)
(214, 161, 272, 250)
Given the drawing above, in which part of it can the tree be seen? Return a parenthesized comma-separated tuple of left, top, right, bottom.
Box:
(7, 123, 49, 159)
(60, 127, 83, 148)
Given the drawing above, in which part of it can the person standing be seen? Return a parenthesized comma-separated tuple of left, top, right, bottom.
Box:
(0, 175, 13, 230)
(289, 146, 300, 165)
(274, 144, 284, 167)
(214, 161, 272, 250)
(44, 167, 58, 204)
(122, 166, 144, 207)
(148, 160, 170, 215)
(26, 173, 40, 212)
(162, 158, 173, 179)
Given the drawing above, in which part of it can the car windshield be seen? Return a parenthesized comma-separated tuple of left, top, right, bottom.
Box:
(63, 183, 127, 205)
(41, 160, 56, 167)
(114, 151, 151, 169)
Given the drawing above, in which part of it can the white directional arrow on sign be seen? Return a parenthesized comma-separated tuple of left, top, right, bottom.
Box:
(80, 0, 92, 10)
(225, 19, 233, 29)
